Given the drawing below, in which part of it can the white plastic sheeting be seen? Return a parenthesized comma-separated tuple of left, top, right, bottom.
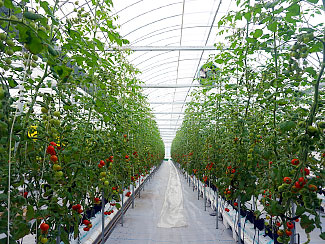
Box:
(157, 161, 187, 228)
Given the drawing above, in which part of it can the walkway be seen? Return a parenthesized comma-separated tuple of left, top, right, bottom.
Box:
(105, 161, 236, 244)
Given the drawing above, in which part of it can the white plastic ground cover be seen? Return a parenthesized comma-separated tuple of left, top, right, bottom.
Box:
(105, 160, 236, 244)
(74, 168, 155, 244)
(186, 171, 325, 244)
(186, 173, 274, 244)
(157, 161, 187, 228)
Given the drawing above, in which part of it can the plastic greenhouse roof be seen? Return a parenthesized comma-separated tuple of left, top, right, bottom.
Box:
(109, 0, 237, 151)
(27, 0, 236, 154)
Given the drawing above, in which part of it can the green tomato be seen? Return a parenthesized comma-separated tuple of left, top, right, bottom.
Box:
(55, 171, 63, 178)
(6, 49, 13, 56)
(298, 121, 306, 128)
(53, 119, 60, 126)
(38, 26, 46, 32)
(29, 21, 36, 29)
(53, 164, 62, 171)
(5, 58, 11, 65)
(53, 111, 60, 117)
(10, 15, 18, 21)
(317, 122, 325, 129)
(104, 181, 109, 186)
(41, 237, 48, 243)
(307, 126, 318, 135)
(301, 53, 308, 58)
(6, 39, 14, 47)
(41, 107, 48, 114)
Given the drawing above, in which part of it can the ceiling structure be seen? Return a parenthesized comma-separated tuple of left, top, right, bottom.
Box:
(111, 0, 236, 156)
(36, 0, 237, 157)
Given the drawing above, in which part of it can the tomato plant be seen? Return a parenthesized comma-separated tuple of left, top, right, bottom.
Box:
(0, 0, 164, 243)
(172, 1, 324, 243)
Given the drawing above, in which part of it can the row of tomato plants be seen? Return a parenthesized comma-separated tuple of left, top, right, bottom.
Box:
(0, 0, 164, 243)
(172, 1, 324, 244)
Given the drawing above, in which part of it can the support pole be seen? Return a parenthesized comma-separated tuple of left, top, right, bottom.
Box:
(121, 182, 124, 227)
(101, 189, 105, 244)
(237, 196, 241, 244)
(132, 184, 135, 209)
(197, 178, 200, 200)
(204, 183, 206, 211)
(290, 203, 296, 244)
(56, 225, 60, 244)
(193, 176, 195, 192)
(216, 189, 219, 229)
(138, 178, 141, 198)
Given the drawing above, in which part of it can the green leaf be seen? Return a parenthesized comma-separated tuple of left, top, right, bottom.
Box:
(8, 77, 18, 88)
(267, 22, 277, 32)
(295, 205, 305, 216)
(215, 59, 223, 64)
(305, 67, 317, 78)
(115, 202, 121, 209)
(0, 193, 7, 201)
(306, 0, 319, 3)
(235, 12, 242, 20)
(244, 12, 251, 21)
(40, 1, 52, 16)
(279, 121, 296, 132)
(320, 232, 325, 240)
(26, 205, 35, 220)
(287, 3, 300, 16)
(246, 37, 256, 43)
(4, 0, 14, 9)
(306, 224, 315, 233)
(253, 29, 263, 38)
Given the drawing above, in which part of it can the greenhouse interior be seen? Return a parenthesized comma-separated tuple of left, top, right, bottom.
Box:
(0, 0, 324, 244)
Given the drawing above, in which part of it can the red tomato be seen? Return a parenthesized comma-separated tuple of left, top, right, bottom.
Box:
(40, 223, 49, 232)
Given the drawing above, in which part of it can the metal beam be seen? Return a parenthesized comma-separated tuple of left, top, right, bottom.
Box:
(156, 118, 184, 120)
(106, 46, 224, 51)
(158, 124, 181, 126)
(142, 84, 201, 88)
(155, 112, 184, 114)
(151, 102, 186, 104)
(159, 127, 180, 129)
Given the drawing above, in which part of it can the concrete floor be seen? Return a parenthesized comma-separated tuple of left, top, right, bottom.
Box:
(105, 161, 236, 244)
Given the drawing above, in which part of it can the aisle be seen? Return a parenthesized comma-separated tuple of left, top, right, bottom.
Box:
(105, 161, 235, 244)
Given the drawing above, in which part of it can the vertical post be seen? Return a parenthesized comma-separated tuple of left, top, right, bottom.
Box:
(36, 219, 38, 244)
(216, 189, 219, 229)
(189, 174, 191, 187)
(290, 203, 296, 244)
(101, 189, 105, 243)
(121, 182, 124, 227)
(208, 180, 211, 207)
(56, 225, 61, 244)
(138, 178, 141, 198)
(204, 182, 206, 211)
(237, 196, 241, 244)
(193, 176, 195, 192)
(197, 178, 200, 200)
(132, 184, 135, 208)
